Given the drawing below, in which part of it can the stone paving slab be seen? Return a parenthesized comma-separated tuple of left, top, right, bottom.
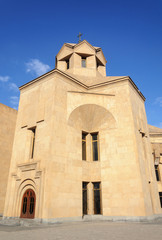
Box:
(0, 221, 162, 240)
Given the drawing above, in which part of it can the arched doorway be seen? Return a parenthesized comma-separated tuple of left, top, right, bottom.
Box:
(20, 189, 36, 219)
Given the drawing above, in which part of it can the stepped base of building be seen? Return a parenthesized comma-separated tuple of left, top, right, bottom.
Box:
(2, 214, 162, 226)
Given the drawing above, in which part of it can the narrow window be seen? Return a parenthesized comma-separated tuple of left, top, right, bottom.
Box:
(66, 60, 69, 69)
(22, 197, 27, 214)
(91, 133, 99, 161)
(159, 192, 162, 208)
(93, 182, 101, 214)
(82, 57, 86, 68)
(30, 197, 35, 214)
(31, 127, 36, 159)
(82, 182, 88, 215)
(82, 132, 87, 160)
(155, 165, 160, 181)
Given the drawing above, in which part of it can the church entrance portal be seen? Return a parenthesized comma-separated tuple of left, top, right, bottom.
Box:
(20, 189, 36, 219)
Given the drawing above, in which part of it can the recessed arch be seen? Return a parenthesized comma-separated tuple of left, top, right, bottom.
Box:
(14, 179, 37, 218)
(19, 178, 36, 191)
(68, 104, 116, 132)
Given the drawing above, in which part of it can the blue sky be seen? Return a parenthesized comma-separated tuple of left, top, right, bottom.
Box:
(0, 0, 162, 128)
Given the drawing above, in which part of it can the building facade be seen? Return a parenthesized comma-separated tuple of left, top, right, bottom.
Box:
(3, 40, 162, 221)
(0, 103, 17, 216)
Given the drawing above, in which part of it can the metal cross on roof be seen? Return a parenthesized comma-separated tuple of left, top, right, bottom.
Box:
(77, 32, 82, 43)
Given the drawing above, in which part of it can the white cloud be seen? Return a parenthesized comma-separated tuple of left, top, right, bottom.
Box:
(26, 59, 50, 76)
(9, 83, 19, 92)
(10, 96, 19, 109)
(154, 97, 162, 107)
(0, 75, 10, 82)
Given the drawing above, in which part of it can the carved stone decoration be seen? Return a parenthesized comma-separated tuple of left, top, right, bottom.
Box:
(5, 161, 43, 219)
(35, 170, 42, 179)
(17, 162, 38, 172)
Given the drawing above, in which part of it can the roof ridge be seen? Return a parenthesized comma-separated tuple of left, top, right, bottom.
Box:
(148, 124, 162, 130)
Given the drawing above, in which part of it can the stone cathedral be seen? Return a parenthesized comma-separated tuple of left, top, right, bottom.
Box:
(1, 40, 162, 222)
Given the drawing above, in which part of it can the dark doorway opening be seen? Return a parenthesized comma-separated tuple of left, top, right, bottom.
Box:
(93, 182, 101, 214)
(20, 189, 36, 219)
(82, 182, 88, 215)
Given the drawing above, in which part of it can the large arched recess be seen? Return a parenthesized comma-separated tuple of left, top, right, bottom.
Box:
(68, 104, 116, 132)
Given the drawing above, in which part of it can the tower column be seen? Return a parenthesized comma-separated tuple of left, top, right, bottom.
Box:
(88, 182, 93, 215)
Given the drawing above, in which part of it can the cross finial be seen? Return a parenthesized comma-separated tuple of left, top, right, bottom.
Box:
(77, 32, 82, 43)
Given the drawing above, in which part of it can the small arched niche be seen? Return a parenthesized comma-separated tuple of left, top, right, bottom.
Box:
(68, 104, 116, 132)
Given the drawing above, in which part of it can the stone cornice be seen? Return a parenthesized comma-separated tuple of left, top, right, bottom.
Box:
(19, 68, 145, 101)
(149, 133, 162, 137)
(68, 91, 115, 97)
(19, 68, 88, 90)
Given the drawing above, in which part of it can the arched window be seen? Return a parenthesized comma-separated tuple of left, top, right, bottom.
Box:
(82, 131, 99, 161)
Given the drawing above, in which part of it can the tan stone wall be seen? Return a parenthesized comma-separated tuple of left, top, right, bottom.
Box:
(88, 82, 148, 216)
(0, 103, 17, 215)
(150, 136, 162, 205)
(4, 73, 85, 218)
(150, 135, 162, 144)
(4, 72, 158, 219)
(128, 83, 161, 215)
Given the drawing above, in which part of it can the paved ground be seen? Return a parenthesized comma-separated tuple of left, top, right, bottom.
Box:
(0, 220, 162, 240)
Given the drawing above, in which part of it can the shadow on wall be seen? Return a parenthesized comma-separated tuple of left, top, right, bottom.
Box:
(68, 104, 116, 132)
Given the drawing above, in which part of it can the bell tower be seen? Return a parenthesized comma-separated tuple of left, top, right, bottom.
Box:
(55, 40, 107, 77)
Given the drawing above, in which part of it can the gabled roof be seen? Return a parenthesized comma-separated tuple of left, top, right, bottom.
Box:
(65, 40, 101, 51)
(56, 40, 106, 62)
(73, 40, 106, 63)
(148, 124, 162, 134)
(19, 68, 145, 101)
(73, 40, 98, 52)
